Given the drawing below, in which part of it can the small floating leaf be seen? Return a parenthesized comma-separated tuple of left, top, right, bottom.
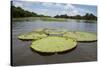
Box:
(44, 28, 68, 35)
(32, 28, 45, 33)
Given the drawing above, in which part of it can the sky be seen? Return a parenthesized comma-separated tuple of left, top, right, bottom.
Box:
(12, 1, 97, 17)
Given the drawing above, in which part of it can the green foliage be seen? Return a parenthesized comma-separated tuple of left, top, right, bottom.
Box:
(54, 14, 68, 18)
(82, 13, 97, 20)
(11, 5, 50, 18)
(11, 5, 38, 18)
(54, 13, 97, 20)
(11, 4, 97, 20)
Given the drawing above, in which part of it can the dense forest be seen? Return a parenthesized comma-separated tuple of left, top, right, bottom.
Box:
(11, 5, 50, 18)
(11, 5, 97, 20)
(54, 13, 97, 20)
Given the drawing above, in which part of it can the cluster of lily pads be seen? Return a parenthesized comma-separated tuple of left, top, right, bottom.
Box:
(18, 28, 97, 53)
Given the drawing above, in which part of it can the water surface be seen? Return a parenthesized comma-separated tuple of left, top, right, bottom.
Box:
(12, 18, 97, 66)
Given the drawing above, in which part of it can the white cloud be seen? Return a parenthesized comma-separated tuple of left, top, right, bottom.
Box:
(63, 4, 80, 16)
(41, 3, 85, 16)
(13, 1, 90, 16)
(13, 1, 24, 7)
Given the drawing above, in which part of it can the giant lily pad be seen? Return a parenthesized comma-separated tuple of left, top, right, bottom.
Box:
(63, 32, 97, 41)
(18, 32, 47, 40)
(44, 28, 68, 36)
(30, 36, 77, 53)
(32, 28, 45, 34)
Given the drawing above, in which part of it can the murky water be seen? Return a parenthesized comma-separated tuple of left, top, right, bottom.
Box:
(12, 18, 97, 66)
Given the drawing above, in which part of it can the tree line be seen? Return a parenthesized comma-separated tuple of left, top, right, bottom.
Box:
(11, 5, 50, 18)
(11, 5, 97, 20)
(54, 13, 97, 20)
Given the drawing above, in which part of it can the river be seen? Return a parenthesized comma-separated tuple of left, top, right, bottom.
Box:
(12, 18, 97, 66)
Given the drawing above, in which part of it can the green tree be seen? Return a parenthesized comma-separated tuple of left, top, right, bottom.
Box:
(11, 5, 50, 18)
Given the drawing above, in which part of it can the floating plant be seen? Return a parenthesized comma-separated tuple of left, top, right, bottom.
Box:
(44, 28, 68, 35)
(63, 32, 97, 41)
(18, 28, 97, 53)
(30, 36, 77, 53)
(18, 32, 47, 40)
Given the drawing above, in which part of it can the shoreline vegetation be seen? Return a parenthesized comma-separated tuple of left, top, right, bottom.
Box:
(12, 17, 97, 22)
(12, 17, 68, 21)
(11, 5, 97, 22)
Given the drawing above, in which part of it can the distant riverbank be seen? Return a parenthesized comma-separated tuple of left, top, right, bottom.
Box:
(12, 17, 97, 22)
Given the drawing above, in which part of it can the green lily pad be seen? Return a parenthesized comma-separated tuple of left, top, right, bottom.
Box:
(18, 32, 47, 40)
(32, 28, 45, 33)
(44, 28, 68, 35)
(30, 36, 77, 53)
(63, 32, 97, 41)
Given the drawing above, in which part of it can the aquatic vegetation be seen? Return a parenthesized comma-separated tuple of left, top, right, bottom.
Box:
(32, 28, 45, 33)
(18, 28, 97, 53)
(18, 32, 47, 40)
(44, 28, 68, 35)
(63, 32, 97, 41)
(30, 36, 77, 53)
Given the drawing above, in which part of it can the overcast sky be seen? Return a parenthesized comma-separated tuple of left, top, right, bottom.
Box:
(12, 1, 97, 17)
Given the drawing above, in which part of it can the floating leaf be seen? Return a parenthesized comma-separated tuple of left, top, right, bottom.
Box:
(30, 36, 77, 53)
(44, 28, 68, 35)
(18, 32, 47, 40)
(63, 32, 97, 41)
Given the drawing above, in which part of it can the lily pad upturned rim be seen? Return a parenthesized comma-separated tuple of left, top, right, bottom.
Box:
(30, 36, 77, 53)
